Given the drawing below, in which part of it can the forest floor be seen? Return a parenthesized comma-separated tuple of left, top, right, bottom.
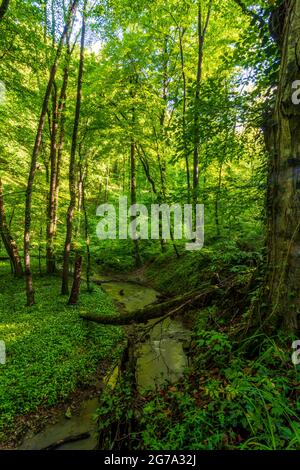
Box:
(0, 262, 124, 448)
(95, 246, 300, 450)
(0, 242, 299, 450)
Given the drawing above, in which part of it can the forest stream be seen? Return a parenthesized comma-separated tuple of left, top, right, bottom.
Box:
(2, 0, 300, 454)
(18, 278, 192, 450)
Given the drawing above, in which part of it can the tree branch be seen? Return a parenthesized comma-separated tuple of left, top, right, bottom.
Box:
(80, 285, 221, 325)
(233, 0, 265, 29)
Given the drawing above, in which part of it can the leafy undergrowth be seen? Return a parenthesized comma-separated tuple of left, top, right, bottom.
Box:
(145, 239, 262, 296)
(138, 320, 300, 450)
(95, 309, 300, 450)
(0, 263, 123, 440)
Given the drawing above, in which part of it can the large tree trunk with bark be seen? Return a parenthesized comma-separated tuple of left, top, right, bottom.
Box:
(264, 0, 300, 331)
(0, 178, 23, 277)
(61, 3, 86, 295)
(24, 0, 79, 306)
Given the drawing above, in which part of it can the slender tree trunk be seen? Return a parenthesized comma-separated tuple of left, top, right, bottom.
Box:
(46, 83, 58, 274)
(158, 39, 180, 258)
(104, 164, 110, 202)
(157, 161, 167, 254)
(136, 144, 157, 195)
(61, 2, 86, 295)
(46, 45, 72, 276)
(263, 0, 300, 331)
(55, 36, 72, 229)
(137, 144, 178, 255)
(38, 226, 43, 275)
(68, 255, 82, 305)
(192, 0, 212, 208)
(215, 102, 230, 237)
(0, 0, 9, 22)
(128, 74, 142, 268)
(179, 27, 191, 204)
(81, 160, 91, 292)
(130, 134, 142, 267)
(24, 0, 79, 306)
(51, 0, 56, 46)
(46, 21, 73, 275)
(76, 152, 83, 239)
(122, 155, 126, 193)
(215, 163, 223, 237)
(0, 178, 23, 277)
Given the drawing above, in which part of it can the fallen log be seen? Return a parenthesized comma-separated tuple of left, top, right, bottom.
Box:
(42, 432, 91, 450)
(80, 284, 222, 325)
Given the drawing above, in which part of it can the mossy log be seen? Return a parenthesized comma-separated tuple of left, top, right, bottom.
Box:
(80, 284, 222, 325)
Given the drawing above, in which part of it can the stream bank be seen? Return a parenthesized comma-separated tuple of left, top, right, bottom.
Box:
(16, 276, 192, 450)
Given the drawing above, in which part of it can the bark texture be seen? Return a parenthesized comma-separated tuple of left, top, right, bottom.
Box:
(68, 255, 82, 305)
(24, 0, 78, 306)
(61, 3, 86, 295)
(264, 0, 300, 331)
(0, 178, 23, 277)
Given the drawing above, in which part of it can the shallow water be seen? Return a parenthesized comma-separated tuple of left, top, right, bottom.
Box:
(101, 280, 191, 390)
(135, 317, 191, 391)
(17, 278, 191, 449)
(19, 398, 99, 450)
(101, 280, 158, 312)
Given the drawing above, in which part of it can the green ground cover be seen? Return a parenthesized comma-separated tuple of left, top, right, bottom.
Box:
(0, 262, 123, 439)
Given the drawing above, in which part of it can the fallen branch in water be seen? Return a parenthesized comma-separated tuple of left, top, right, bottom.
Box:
(80, 284, 224, 325)
(42, 432, 91, 450)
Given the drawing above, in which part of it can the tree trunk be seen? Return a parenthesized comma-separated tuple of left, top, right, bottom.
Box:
(24, 0, 79, 306)
(215, 163, 223, 237)
(68, 255, 82, 305)
(47, 35, 73, 275)
(137, 144, 157, 195)
(55, 35, 72, 229)
(61, 2, 86, 295)
(0, 0, 9, 22)
(0, 178, 23, 277)
(81, 284, 221, 325)
(130, 134, 142, 268)
(264, 0, 300, 331)
(46, 83, 58, 274)
(192, 1, 212, 208)
(81, 156, 92, 293)
(179, 27, 191, 204)
(157, 39, 180, 257)
(83, 186, 91, 293)
(76, 152, 83, 239)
